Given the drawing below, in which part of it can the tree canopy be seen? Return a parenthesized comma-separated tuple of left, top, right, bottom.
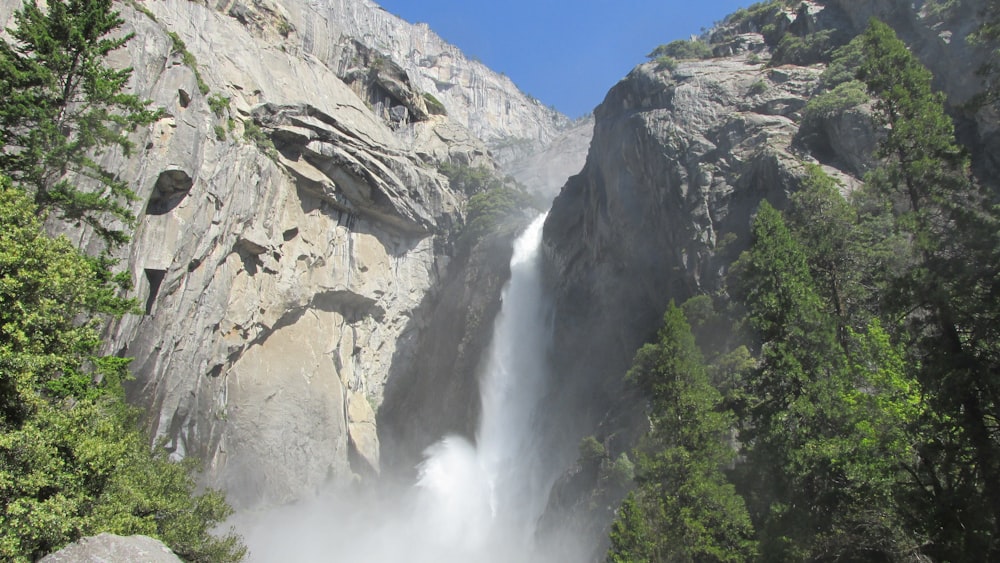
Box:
(0, 0, 159, 246)
(606, 17, 1000, 562)
(0, 0, 245, 560)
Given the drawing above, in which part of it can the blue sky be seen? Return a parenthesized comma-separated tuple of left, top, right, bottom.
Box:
(375, 1, 752, 118)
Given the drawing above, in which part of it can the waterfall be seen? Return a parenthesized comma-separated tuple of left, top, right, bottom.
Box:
(237, 214, 566, 562)
(413, 212, 554, 561)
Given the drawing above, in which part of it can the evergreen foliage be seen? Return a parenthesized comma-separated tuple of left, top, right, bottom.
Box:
(0, 2, 244, 559)
(608, 18, 1000, 562)
(0, 0, 160, 246)
(975, 0, 1000, 108)
(459, 184, 534, 250)
(858, 18, 1000, 559)
(606, 303, 756, 562)
(438, 162, 538, 252)
(647, 39, 713, 61)
(0, 179, 245, 561)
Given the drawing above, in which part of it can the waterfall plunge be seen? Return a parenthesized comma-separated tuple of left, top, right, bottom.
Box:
(413, 213, 555, 560)
(239, 214, 568, 562)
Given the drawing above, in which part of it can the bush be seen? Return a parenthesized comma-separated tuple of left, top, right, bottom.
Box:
(603, 453, 635, 489)
(208, 93, 230, 117)
(167, 31, 209, 95)
(654, 55, 678, 72)
(458, 184, 533, 250)
(579, 435, 607, 463)
(820, 36, 866, 89)
(438, 162, 502, 196)
(771, 29, 837, 66)
(422, 92, 447, 115)
(748, 79, 768, 95)
(802, 80, 869, 123)
(243, 121, 278, 160)
(648, 39, 713, 61)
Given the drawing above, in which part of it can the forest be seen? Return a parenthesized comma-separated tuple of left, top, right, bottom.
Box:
(608, 5, 1000, 561)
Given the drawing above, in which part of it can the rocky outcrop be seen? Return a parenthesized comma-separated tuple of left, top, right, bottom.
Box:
(95, 0, 473, 507)
(201, 0, 571, 157)
(39, 534, 182, 563)
(538, 0, 996, 553)
(544, 54, 823, 420)
(0, 0, 544, 510)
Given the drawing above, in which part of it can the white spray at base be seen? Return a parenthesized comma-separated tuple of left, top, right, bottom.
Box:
(237, 214, 574, 562)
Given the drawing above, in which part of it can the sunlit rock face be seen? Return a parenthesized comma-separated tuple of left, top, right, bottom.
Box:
(214, 0, 572, 160)
(0, 0, 583, 510)
(96, 0, 468, 508)
(539, 0, 996, 553)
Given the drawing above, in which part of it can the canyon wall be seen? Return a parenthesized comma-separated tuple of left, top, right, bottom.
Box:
(538, 0, 996, 551)
(1, 0, 587, 508)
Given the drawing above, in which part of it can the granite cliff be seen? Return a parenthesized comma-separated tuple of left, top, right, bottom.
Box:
(539, 0, 998, 552)
(0, 0, 587, 509)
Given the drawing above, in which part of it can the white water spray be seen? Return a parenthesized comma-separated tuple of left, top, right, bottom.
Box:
(238, 214, 568, 562)
(413, 212, 555, 560)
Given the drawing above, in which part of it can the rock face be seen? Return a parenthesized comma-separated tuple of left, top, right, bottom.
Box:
(209, 0, 571, 157)
(96, 0, 469, 507)
(539, 0, 996, 552)
(378, 212, 533, 479)
(504, 116, 596, 199)
(544, 54, 820, 427)
(0, 0, 580, 510)
(39, 534, 182, 563)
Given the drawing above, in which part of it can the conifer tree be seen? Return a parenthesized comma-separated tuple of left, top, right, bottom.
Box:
(607, 302, 756, 562)
(0, 177, 245, 561)
(732, 201, 919, 560)
(974, 0, 1000, 108)
(0, 0, 159, 246)
(858, 19, 1000, 558)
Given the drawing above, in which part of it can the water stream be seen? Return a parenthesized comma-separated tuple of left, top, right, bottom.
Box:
(240, 214, 565, 562)
(413, 212, 555, 560)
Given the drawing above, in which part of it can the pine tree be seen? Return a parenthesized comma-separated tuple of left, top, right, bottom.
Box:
(0, 177, 245, 561)
(732, 201, 919, 560)
(858, 19, 1000, 558)
(607, 302, 756, 562)
(973, 0, 1000, 108)
(0, 0, 159, 246)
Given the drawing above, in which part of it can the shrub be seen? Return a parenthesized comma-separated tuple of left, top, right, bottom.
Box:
(243, 121, 278, 160)
(820, 36, 866, 89)
(167, 31, 209, 95)
(579, 435, 608, 463)
(422, 92, 447, 115)
(648, 39, 713, 61)
(208, 93, 230, 117)
(458, 184, 533, 250)
(654, 55, 678, 72)
(802, 80, 869, 124)
(748, 79, 768, 95)
(923, 0, 959, 20)
(438, 162, 502, 195)
(772, 29, 837, 66)
(604, 453, 635, 488)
